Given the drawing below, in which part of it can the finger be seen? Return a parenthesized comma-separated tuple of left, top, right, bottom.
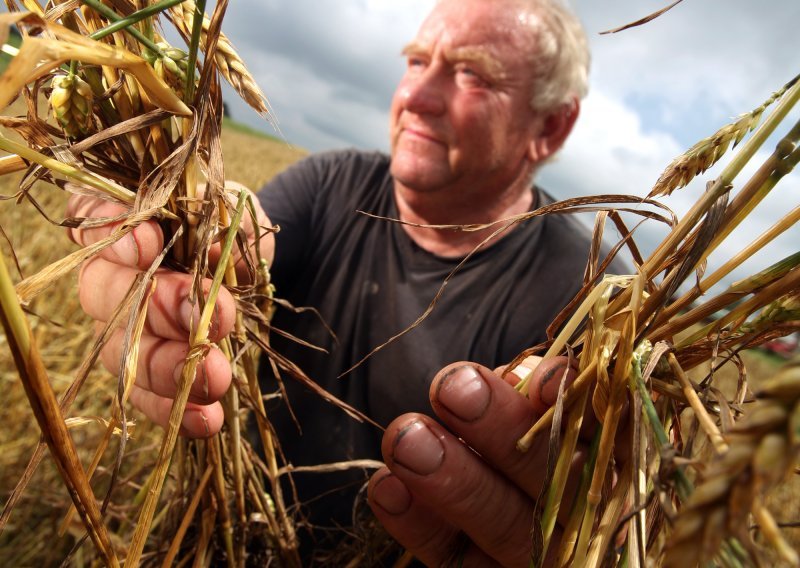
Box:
(99, 326, 232, 405)
(495, 355, 542, 387)
(431, 363, 587, 498)
(66, 194, 163, 270)
(429, 363, 588, 525)
(128, 384, 224, 438)
(526, 356, 579, 416)
(524, 357, 633, 447)
(382, 413, 535, 567)
(368, 468, 500, 567)
(370, 468, 564, 567)
(79, 257, 235, 342)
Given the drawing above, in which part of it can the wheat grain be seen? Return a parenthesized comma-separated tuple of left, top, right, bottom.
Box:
(170, 0, 271, 117)
(49, 73, 94, 138)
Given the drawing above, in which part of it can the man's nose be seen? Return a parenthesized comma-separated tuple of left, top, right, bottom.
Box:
(400, 70, 446, 116)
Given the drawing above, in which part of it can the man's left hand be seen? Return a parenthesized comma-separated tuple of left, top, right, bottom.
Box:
(368, 359, 588, 567)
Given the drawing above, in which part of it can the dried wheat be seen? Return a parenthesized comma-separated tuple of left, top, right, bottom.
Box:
(170, 0, 271, 116)
(663, 361, 800, 567)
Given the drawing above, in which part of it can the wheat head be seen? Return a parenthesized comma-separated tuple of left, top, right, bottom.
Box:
(170, 0, 271, 116)
(49, 73, 94, 138)
(663, 360, 800, 567)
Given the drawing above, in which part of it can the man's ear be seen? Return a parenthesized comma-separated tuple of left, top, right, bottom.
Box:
(527, 98, 580, 163)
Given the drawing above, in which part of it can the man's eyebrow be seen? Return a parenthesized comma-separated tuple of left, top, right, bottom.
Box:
(446, 46, 505, 80)
(401, 41, 428, 57)
(400, 42, 506, 81)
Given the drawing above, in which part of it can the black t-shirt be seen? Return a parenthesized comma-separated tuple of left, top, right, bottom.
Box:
(258, 149, 608, 542)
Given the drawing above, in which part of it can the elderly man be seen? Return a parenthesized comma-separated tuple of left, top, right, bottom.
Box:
(73, 0, 600, 564)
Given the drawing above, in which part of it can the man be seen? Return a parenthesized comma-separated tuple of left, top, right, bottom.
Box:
(72, 0, 601, 564)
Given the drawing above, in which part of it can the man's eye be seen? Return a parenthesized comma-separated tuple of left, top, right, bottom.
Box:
(456, 66, 488, 88)
(407, 57, 427, 69)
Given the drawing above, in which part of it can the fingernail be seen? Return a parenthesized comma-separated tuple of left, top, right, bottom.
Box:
(173, 361, 207, 399)
(392, 420, 444, 475)
(371, 473, 411, 515)
(110, 233, 139, 266)
(436, 365, 490, 422)
(508, 364, 534, 387)
(539, 363, 574, 406)
(173, 361, 185, 385)
(179, 298, 198, 332)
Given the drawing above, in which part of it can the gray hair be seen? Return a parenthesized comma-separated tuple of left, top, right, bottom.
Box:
(523, 0, 590, 112)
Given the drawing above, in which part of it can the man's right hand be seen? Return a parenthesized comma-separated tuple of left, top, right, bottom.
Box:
(67, 187, 272, 437)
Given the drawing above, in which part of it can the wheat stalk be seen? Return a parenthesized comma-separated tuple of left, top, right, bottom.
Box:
(0, 247, 119, 566)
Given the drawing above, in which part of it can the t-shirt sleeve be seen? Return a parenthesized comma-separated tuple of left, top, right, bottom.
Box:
(258, 151, 349, 292)
(256, 149, 389, 293)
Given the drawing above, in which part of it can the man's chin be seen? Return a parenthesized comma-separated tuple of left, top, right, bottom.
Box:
(390, 154, 450, 192)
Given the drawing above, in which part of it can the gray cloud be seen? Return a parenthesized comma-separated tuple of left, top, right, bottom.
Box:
(221, 0, 428, 150)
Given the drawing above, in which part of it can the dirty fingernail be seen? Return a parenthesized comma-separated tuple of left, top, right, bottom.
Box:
(393, 420, 444, 476)
(371, 473, 411, 515)
(436, 365, 490, 422)
(539, 363, 577, 406)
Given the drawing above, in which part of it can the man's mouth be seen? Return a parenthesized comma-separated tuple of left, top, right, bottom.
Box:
(400, 126, 445, 146)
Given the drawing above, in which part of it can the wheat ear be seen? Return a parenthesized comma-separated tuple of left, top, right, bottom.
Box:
(663, 361, 800, 567)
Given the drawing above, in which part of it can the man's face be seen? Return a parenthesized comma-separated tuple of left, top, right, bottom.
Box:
(389, 0, 545, 197)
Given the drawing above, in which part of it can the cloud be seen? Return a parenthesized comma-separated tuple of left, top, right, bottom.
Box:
(575, 0, 800, 145)
(222, 0, 434, 150)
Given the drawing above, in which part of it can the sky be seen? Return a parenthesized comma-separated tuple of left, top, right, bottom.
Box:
(214, 0, 799, 297)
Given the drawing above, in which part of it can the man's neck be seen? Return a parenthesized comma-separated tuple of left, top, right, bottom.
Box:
(393, 181, 535, 257)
